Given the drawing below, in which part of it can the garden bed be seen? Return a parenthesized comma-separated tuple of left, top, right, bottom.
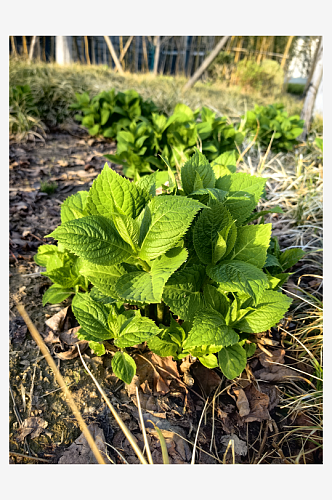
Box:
(9, 127, 322, 465)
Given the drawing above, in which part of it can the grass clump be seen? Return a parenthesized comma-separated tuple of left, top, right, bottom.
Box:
(40, 180, 57, 194)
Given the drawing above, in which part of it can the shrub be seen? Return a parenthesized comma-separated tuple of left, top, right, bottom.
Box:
(287, 83, 305, 96)
(35, 150, 304, 383)
(9, 84, 45, 139)
(234, 59, 284, 96)
(242, 103, 304, 152)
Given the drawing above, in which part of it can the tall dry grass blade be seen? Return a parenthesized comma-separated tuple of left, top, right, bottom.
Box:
(15, 302, 106, 465)
(135, 386, 153, 464)
(191, 398, 209, 464)
(223, 439, 235, 464)
(76, 345, 148, 465)
(236, 118, 260, 166)
(258, 130, 275, 175)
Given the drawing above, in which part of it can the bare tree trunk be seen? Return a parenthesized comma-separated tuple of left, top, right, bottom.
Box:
(29, 36, 37, 61)
(280, 36, 294, 69)
(22, 36, 28, 57)
(104, 36, 124, 74)
(153, 36, 160, 75)
(84, 36, 90, 64)
(10, 36, 17, 56)
(303, 36, 322, 96)
(56, 36, 73, 65)
(183, 36, 229, 91)
(91, 37, 96, 65)
(299, 39, 323, 141)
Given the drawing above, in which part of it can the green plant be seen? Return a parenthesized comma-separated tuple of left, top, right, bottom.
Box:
(70, 88, 158, 138)
(242, 103, 304, 152)
(35, 150, 305, 383)
(40, 180, 58, 194)
(9, 84, 46, 139)
(234, 59, 284, 96)
(104, 101, 243, 179)
(287, 83, 305, 96)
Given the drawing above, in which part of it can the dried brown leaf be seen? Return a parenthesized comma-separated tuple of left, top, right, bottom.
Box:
(233, 387, 250, 417)
(242, 384, 270, 422)
(192, 363, 222, 397)
(16, 417, 48, 442)
(58, 423, 111, 464)
(45, 306, 69, 332)
(54, 340, 88, 360)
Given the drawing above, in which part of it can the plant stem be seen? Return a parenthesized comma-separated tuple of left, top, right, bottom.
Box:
(137, 258, 151, 272)
(156, 302, 164, 325)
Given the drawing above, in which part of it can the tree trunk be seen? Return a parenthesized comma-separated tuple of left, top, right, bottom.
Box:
(104, 35, 124, 74)
(183, 36, 229, 91)
(29, 36, 37, 61)
(91, 37, 96, 65)
(280, 36, 294, 69)
(56, 36, 73, 65)
(153, 36, 160, 75)
(303, 36, 322, 96)
(299, 39, 323, 141)
(10, 36, 17, 56)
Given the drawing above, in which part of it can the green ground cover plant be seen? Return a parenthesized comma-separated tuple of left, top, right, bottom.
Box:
(242, 103, 304, 152)
(34, 149, 304, 382)
(71, 88, 244, 179)
(9, 84, 45, 140)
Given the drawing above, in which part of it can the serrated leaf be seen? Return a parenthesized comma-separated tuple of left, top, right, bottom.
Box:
(231, 224, 272, 268)
(139, 196, 204, 260)
(80, 261, 126, 297)
(181, 149, 215, 195)
(34, 245, 64, 269)
(42, 284, 73, 306)
(115, 247, 188, 303)
(90, 287, 118, 305)
(218, 344, 247, 379)
(245, 206, 283, 223)
(224, 192, 257, 226)
(86, 163, 149, 219)
(71, 293, 112, 340)
(112, 351, 136, 384)
(264, 253, 282, 268)
(203, 284, 230, 317)
(279, 248, 305, 271)
(235, 290, 292, 333)
(77, 327, 100, 342)
(207, 260, 268, 302)
(147, 334, 179, 358)
(190, 187, 228, 203)
(61, 191, 89, 223)
(193, 201, 236, 265)
(111, 212, 140, 249)
(162, 264, 206, 321)
(41, 265, 81, 288)
(183, 308, 239, 350)
(47, 216, 133, 266)
(115, 316, 161, 348)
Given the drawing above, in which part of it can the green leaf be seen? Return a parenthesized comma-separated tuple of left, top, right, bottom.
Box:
(116, 247, 188, 303)
(61, 191, 89, 223)
(42, 284, 73, 306)
(115, 316, 161, 348)
(264, 254, 282, 268)
(162, 265, 206, 321)
(147, 333, 179, 358)
(77, 327, 99, 342)
(86, 164, 149, 219)
(279, 248, 305, 271)
(71, 293, 112, 340)
(218, 344, 247, 379)
(207, 260, 268, 302)
(47, 215, 133, 266)
(198, 354, 218, 369)
(181, 149, 215, 195)
(183, 308, 238, 350)
(80, 261, 126, 297)
(34, 245, 64, 269)
(112, 351, 136, 384)
(231, 224, 272, 268)
(203, 284, 230, 318)
(235, 290, 292, 333)
(244, 342, 257, 357)
(139, 196, 204, 260)
(90, 287, 118, 305)
(193, 201, 236, 265)
(42, 265, 81, 288)
(224, 192, 257, 226)
(88, 341, 106, 356)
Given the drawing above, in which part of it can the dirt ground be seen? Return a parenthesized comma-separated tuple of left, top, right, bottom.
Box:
(9, 127, 322, 465)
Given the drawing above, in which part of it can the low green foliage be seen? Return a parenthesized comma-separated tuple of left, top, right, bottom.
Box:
(9, 84, 45, 139)
(234, 59, 284, 96)
(73, 88, 243, 178)
(40, 181, 58, 194)
(287, 83, 305, 96)
(35, 150, 304, 382)
(242, 103, 304, 152)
